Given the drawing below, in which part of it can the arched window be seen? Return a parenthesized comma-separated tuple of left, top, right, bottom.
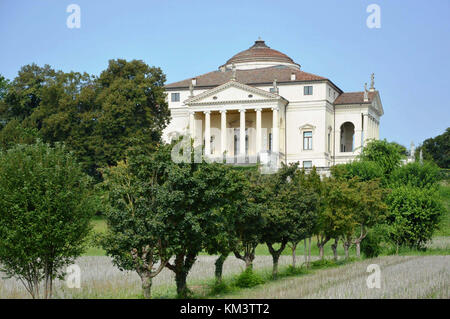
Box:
(340, 122, 355, 152)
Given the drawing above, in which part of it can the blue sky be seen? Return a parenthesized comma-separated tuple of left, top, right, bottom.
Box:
(1, 0, 449, 147)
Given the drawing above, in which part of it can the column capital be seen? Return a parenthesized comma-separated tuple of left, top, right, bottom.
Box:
(219, 109, 227, 114)
(239, 109, 246, 113)
(255, 108, 262, 112)
(271, 107, 279, 111)
(203, 110, 211, 114)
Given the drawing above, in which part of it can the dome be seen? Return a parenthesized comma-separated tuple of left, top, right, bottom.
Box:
(220, 39, 300, 70)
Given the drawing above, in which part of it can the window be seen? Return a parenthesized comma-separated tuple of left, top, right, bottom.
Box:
(304, 86, 313, 95)
(171, 92, 180, 102)
(303, 131, 312, 150)
(303, 161, 312, 168)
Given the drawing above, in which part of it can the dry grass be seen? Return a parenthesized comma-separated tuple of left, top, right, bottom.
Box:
(0, 255, 309, 299)
(222, 255, 449, 299)
(1, 254, 448, 299)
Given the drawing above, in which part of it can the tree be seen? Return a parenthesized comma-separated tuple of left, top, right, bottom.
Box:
(231, 170, 267, 270)
(100, 144, 173, 299)
(390, 161, 440, 189)
(0, 141, 96, 298)
(319, 178, 359, 260)
(0, 118, 39, 152)
(359, 139, 405, 177)
(416, 128, 450, 168)
(386, 186, 443, 250)
(331, 160, 383, 183)
(352, 179, 387, 257)
(203, 168, 247, 283)
(158, 141, 243, 297)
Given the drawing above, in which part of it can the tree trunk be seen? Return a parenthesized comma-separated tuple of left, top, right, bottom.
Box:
(318, 244, 324, 260)
(331, 238, 338, 261)
(344, 241, 350, 259)
(267, 242, 286, 279)
(244, 257, 253, 270)
(214, 254, 227, 282)
(292, 242, 298, 268)
(166, 252, 197, 298)
(355, 241, 361, 258)
(307, 237, 311, 268)
(140, 272, 152, 299)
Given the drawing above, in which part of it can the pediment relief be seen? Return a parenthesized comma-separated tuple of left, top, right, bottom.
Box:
(184, 80, 285, 105)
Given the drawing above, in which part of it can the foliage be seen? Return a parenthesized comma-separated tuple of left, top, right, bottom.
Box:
(235, 268, 265, 288)
(390, 161, 440, 189)
(0, 118, 39, 151)
(100, 144, 173, 298)
(359, 139, 405, 177)
(360, 225, 388, 258)
(0, 141, 96, 298)
(0, 60, 170, 180)
(386, 186, 444, 249)
(416, 127, 450, 169)
(331, 160, 383, 182)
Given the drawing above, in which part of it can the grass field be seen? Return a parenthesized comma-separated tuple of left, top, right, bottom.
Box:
(1, 254, 448, 299)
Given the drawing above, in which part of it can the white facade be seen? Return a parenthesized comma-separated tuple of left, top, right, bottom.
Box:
(163, 40, 384, 170)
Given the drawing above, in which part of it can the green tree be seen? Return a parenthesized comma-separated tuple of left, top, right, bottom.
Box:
(100, 144, 174, 299)
(390, 161, 440, 189)
(159, 141, 243, 297)
(386, 186, 443, 250)
(0, 118, 39, 151)
(352, 179, 387, 257)
(231, 170, 267, 270)
(0, 141, 96, 298)
(416, 128, 450, 168)
(331, 160, 383, 183)
(359, 139, 405, 177)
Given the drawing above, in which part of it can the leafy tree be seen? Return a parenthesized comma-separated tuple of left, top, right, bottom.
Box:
(318, 178, 359, 260)
(100, 144, 174, 299)
(231, 170, 267, 270)
(203, 168, 247, 283)
(331, 160, 383, 183)
(390, 161, 440, 189)
(1, 64, 57, 121)
(386, 186, 444, 250)
(0, 118, 39, 151)
(352, 179, 387, 257)
(359, 139, 405, 177)
(416, 128, 450, 168)
(0, 141, 96, 298)
(159, 141, 243, 297)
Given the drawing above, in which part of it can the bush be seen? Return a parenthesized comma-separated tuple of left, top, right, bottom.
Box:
(210, 281, 231, 294)
(390, 161, 440, 189)
(361, 226, 388, 258)
(386, 186, 444, 249)
(235, 268, 264, 288)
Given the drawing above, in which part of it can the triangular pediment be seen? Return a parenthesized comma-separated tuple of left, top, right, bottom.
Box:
(371, 92, 384, 116)
(184, 80, 286, 106)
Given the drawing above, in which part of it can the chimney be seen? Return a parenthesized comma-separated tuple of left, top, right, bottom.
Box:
(290, 72, 296, 81)
(192, 78, 197, 86)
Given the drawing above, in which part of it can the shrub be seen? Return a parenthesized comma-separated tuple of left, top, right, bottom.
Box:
(390, 161, 440, 189)
(361, 225, 388, 258)
(386, 186, 444, 249)
(235, 268, 264, 288)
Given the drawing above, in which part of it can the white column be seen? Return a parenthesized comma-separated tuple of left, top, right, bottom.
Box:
(239, 109, 246, 156)
(363, 114, 368, 146)
(189, 111, 195, 140)
(272, 107, 279, 154)
(204, 111, 211, 156)
(255, 108, 262, 155)
(220, 110, 227, 155)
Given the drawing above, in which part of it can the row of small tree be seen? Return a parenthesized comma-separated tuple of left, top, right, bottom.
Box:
(0, 139, 444, 299)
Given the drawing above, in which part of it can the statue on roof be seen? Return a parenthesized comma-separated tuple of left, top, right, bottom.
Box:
(370, 73, 375, 91)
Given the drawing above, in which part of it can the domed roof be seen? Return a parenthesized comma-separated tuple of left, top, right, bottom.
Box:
(221, 39, 300, 70)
